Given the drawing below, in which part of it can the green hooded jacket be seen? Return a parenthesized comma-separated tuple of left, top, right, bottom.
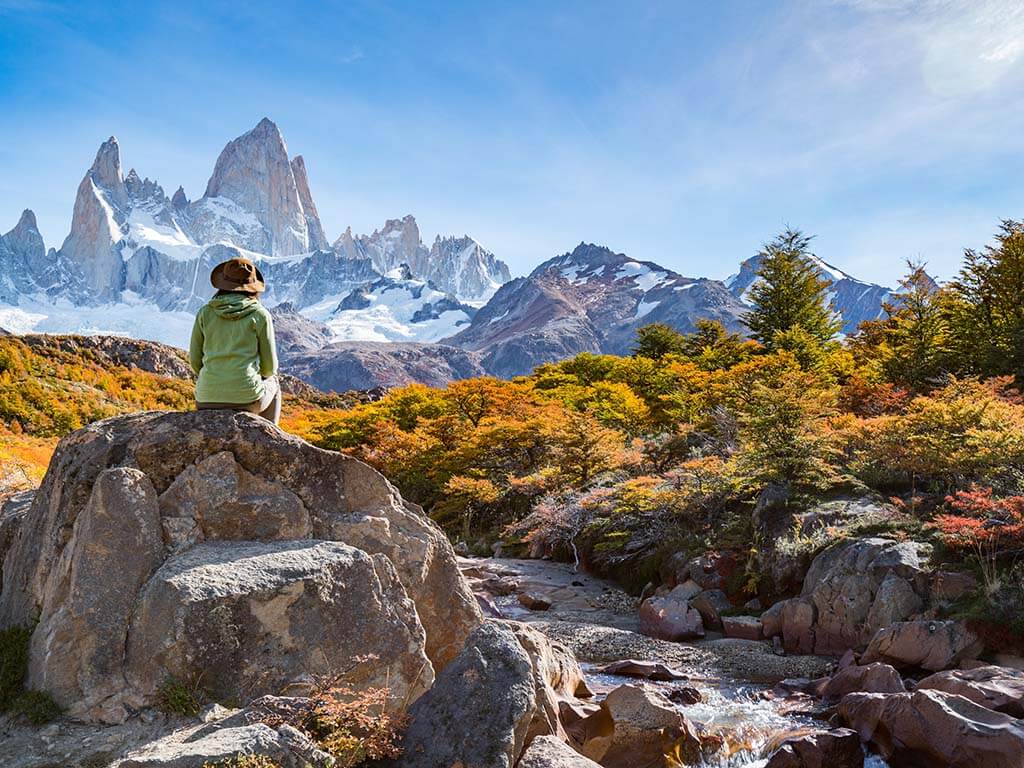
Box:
(189, 293, 278, 404)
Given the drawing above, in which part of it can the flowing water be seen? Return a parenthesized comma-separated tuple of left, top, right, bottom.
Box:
(464, 556, 891, 767)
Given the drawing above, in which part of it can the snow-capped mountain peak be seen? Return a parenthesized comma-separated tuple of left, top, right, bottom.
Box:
(0, 120, 513, 348)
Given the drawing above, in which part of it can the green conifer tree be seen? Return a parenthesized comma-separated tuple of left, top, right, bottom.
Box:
(743, 229, 841, 348)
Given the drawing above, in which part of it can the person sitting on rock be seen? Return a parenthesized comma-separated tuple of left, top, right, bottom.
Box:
(189, 257, 280, 424)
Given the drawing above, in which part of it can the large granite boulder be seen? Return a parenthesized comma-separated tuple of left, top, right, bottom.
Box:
(0, 411, 480, 722)
(124, 541, 431, 710)
(861, 619, 981, 672)
(388, 621, 537, 768)
(577, 684, 702, 768)
(821, 662, 905, 702)
(917, 666, 1024, 717)
(839, 689, 1024, 768)
(638, 595, 705, 641)
(762, 537, 935, 655)
(764, 728, 864, 768)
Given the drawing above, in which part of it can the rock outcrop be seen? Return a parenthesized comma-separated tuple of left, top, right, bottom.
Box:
(761, 536, 981, 667)
(861, 619, 982, 671)
(763, 728, 864, 768)
(916, 666, 1024, 717)
(390, 620, 589, 768)
(0, 410, 481, 722)
(114, 697, 334, 767)
(839, 689, 1024, 768)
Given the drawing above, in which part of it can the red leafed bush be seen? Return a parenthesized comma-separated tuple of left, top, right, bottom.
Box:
(931, 485, 1024, 593)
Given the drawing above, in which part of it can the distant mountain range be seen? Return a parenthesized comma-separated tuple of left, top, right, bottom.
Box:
(0, 118, 906, 390)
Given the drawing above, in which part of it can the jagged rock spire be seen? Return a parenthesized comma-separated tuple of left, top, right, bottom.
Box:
(202, 118, 325, 256)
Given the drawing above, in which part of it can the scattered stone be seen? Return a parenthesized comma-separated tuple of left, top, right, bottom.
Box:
(518, 735, 602, 768)
(638, 596, 705, 641)
(764, 728, 864, 768)
(821, 662, 905, 702)
(839, 689, 1024, 768)
(478, 592, 504, 617)
(599, 659, 689, 681)
(520, 592, 554, 611)
(668, 579, 703, 602)
(666, 686, 702, 706)
(917, 665, 1024, 717)
(722, 615, 763, 641)
(862, 619, 982, 671)
(690, 589, 731, 630)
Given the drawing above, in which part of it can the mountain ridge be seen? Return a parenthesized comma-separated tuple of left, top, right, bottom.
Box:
(1, 118, 909, 387)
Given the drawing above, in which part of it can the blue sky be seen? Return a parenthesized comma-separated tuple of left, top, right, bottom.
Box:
(1, 0, 1023, 285)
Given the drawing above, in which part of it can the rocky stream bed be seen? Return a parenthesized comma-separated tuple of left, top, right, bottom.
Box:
(460, 557, 887, 767)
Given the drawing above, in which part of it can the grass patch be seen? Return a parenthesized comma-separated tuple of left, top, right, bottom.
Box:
(0, 624, 61, 724)
(11, 689, 61, 724)
(155, 675, 205, 717)
(0, 624, 31, 711)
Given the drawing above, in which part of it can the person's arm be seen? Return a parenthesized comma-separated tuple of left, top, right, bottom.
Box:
(189, 310, 205, 375)
(257, 310, 278, 378)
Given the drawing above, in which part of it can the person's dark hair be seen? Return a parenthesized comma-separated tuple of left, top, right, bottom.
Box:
(215, 289, 259, 298)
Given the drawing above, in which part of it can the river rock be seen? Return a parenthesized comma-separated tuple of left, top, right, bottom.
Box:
(125, 540, 432, 710)
(578, 684, 700, 768)
(917, 665, 1024, 716)
(520, 592, 554, 611)
(821, 662, 905, 702)
(599, 659, 689, 681)
(518, 735, 603, 768)
(0, 411, 480, 723)
(764, 728, 864, 768)
(638, 595, 705, 641)
(508, 621, 593, 742)
(690, 589, 731, 630)
(391, 620, 589, 768)
(862, 619, 981, 671)
(722, 615, 763, 641)
(839, 689, 1024, 768)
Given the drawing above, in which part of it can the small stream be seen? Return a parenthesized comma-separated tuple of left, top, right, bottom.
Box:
(584, 666, 888, 767)
(464, 557, 890, 767)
